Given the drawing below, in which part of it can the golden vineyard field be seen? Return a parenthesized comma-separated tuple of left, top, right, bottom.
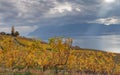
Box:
(0, 35, 120, 75)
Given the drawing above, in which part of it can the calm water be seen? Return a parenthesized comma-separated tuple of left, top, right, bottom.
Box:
(73, 35, 120, 53)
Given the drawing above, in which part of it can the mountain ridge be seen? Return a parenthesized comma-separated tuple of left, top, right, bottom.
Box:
(29, 23, 120, 39)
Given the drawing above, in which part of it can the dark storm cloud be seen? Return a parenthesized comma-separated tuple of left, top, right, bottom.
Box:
(0, 0, 120, 35)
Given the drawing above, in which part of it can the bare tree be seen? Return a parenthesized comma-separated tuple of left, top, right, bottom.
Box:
(64, 38, 73, 50)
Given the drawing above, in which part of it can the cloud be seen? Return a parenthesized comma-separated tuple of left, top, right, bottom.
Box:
(98, 0, 120, 17)
(49, 2, 81, 14)
(0, 25, 38, 36)
(0, 27, 10, 33)
(49, 2, 73, 14)
(15, 25, 38, 35)
(75, 8, 81, 12)
(88, 17, 120, 25)
(0, 0, 83, 26)
(44, 1, 82, 18)
(0, 0, 120, 35)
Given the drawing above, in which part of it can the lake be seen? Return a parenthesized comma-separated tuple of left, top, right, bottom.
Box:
(73, 35, 120, 53)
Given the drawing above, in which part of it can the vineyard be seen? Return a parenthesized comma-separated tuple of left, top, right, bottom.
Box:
(0, 34, 120, 75)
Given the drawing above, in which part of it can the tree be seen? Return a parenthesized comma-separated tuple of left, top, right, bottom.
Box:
(0, 32, 6, 35)
(11, 26, 20, 37)
(11, 26, 15, 36)
(14, 31, 20, 37)
(64, 38, 73, 50)
(48, 37, 72, 74)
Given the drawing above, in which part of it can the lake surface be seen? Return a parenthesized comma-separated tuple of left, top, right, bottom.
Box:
(73, 35, 120, 53)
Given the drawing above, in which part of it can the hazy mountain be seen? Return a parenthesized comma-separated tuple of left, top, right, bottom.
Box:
(29, 23, 120, 39)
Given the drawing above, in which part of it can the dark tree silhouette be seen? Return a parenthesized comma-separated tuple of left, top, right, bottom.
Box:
(11, 26, 15, 36)
(11, 26, 20, 37)
(0, 32, 6, 35)
(14, 31, 20, 36)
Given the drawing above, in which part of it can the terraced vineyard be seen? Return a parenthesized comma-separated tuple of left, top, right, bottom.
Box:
(0, 34, 120, 75)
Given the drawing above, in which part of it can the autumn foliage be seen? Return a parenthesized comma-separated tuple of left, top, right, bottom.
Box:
(0, 35, 120, 75)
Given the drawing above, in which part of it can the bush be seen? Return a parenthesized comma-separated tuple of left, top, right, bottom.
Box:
(14, 31, 20, 37)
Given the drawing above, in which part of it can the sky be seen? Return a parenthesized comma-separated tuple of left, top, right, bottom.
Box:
(0, 0, 120, 35)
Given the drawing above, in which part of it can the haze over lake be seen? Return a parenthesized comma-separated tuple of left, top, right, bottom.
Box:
(73, 35, 120, 53)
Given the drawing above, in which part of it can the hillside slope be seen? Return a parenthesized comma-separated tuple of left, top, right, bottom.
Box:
(0, 34, 120, 75)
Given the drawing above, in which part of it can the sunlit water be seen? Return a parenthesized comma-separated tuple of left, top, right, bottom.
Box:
(73, 35, 120, 53)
